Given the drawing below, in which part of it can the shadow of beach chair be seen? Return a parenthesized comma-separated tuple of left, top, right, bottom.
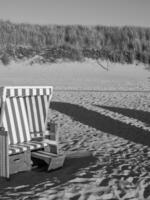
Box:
(0, 86, 65, 178)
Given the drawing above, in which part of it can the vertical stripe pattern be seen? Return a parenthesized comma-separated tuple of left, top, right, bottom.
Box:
(2, 97, 30, 145)
(0, 87, 53, 178)
(25, 95, 50, 133)
(1, 87, 52, 143)
(5, 88, 52, 97)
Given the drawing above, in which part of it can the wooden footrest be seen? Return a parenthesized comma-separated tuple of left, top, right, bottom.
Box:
(31, 151, 65, 171)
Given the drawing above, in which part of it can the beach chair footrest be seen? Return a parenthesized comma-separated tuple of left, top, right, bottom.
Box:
(31, 151, 65, 171)
(9, 151, 31, 175)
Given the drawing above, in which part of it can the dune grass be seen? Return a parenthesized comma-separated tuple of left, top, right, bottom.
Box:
(0, 20, 150, 65)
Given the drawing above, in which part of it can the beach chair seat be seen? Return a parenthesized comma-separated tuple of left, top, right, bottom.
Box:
(9, 140, 49, 155)
(0, 86, 63, 178)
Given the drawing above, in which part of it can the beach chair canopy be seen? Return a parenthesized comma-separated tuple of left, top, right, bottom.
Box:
(0, 86, 53, 145)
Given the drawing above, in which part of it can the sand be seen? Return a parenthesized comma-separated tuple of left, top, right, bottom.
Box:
(0, 60, 150, 199)
(0, 59, 149, 90)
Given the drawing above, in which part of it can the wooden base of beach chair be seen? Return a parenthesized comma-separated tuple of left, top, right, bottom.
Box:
(9, 151, 31, 175)
(31, 151, 65, 171)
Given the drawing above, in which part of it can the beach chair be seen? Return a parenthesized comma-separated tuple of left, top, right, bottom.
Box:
(0, 86, 65, 178)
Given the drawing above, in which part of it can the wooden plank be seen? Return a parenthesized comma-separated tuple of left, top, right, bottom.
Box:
(31, 151, 50, 164)
(48, 155, 65, 171)
(65, 150, 93, 159)
(44, 144, 58, 154)
(31, 150, 65, 171)
(0, 131, 9, 178)
(38, 151, 57, 157)
(32, 151, 50, 159)
(9, 151, 31, 175)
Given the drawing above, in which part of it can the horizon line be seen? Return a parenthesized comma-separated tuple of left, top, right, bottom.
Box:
(0, 18, 150, 29)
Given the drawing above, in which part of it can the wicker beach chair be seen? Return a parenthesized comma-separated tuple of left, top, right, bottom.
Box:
(0, 86, 65, 178)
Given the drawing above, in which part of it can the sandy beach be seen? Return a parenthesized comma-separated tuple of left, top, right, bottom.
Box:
(0, 59, 149, 90)
(1, 60, 150, 199)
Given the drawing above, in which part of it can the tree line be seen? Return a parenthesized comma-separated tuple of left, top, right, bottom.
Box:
(0, 20, 150, 64)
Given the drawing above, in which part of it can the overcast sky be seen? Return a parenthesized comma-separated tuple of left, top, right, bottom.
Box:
(0, 0, 149, 27)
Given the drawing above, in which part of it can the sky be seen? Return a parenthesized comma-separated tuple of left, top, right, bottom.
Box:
(0, 0, 149, 27)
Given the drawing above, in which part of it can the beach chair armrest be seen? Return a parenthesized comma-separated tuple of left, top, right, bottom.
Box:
(44, 121, 59, 154)
(0, 127, 7, 136)
(0, 126, 5, 132)
(47, 120, 58, 131)
(46, 121, 59, 141)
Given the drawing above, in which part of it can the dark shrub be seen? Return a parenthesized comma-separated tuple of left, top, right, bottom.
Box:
(1, 53, 10, 65)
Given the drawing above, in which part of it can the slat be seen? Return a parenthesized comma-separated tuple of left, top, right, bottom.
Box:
(31, 96, 39, 132)
(25, 97, 34, 132)
(19, 97, 30, 141)
(9, 141, 48, 155)
(5, 87, 52, 97)
(2, 97, 30, 145)
(25, 95, 50, 133)
(0, 132, 9, 178)
(13, 98, 24, 143)
(35, 96, 42, 131)
(5, 98, 17, 144)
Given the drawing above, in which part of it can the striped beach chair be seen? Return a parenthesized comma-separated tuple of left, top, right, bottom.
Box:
(0, 86, 60, 178)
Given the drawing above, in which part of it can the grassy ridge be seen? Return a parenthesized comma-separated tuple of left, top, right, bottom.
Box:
(0, 20, 150, 64)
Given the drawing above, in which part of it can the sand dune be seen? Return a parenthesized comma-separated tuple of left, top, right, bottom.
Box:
(1, 61, 150, 199)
